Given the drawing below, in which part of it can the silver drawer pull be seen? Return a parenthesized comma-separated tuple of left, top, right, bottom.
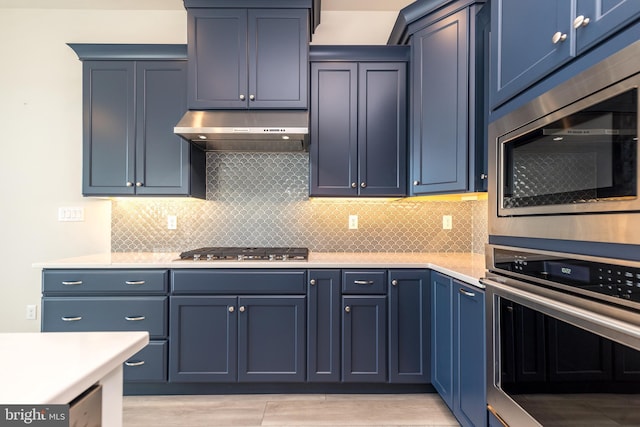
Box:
(125, 280, 145, 286)
(61, 316, 82, 322)
(459, 288, 475, 298)
(124, 360, 145, 367)
(125, 316, 146, 321)
(62, 281, 82, 286)
(354, 280, 374, 285)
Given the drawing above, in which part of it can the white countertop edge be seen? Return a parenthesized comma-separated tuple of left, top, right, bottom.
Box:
(0, 331, 149, 404)
(34, 252, 487, 288)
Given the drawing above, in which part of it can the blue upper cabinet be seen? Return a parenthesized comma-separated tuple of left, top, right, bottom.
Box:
(71, 44, 206, 198)
(389, 0, 489, 195)
(490, 0, 640, 110)
(575, 0, 640, 52)
(309, 46, 408, 197)
(187, 7, 309, 109)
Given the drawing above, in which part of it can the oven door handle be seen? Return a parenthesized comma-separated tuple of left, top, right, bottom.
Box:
(481, 276, 640, 351)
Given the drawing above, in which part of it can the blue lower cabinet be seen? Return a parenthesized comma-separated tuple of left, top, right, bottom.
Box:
(454, 280, 486, 427)
(342, 296, 387, 382)
(431, 272, 455, 407)
(169, 295, 306, 383)
(307, 270, 341, 382)
(431, 272, 487, 427)
(388, 270, 430, 383)
(169, 296, 238, 382)
(237, 296, 306, 382)
(124, 340, 168, 382)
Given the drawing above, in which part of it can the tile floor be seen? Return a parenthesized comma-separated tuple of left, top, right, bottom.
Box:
(123, 393, 460, 427)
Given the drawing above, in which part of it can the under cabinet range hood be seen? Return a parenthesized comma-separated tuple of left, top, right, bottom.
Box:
(174, 110, 309, 152)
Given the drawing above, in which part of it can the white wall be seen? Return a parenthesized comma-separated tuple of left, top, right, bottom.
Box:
(0, 7, 398, 332)
(0, 8, 187, 332)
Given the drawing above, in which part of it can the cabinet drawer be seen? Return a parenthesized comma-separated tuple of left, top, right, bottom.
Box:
(342, 270, 387, 294)
(42, 270, 168, 294)
(171, 269, 306, 294)
(41, 297, 168, 338)
(124, 340, 167, 382)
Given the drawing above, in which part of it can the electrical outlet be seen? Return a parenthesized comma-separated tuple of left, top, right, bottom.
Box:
(348, 215, 358, 230)
(442, 215, 453, 230)
(167, 215, 177, 230)
(26, 305, 37, 320)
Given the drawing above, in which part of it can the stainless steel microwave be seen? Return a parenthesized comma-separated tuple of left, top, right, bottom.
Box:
(488, 41, 640, 246)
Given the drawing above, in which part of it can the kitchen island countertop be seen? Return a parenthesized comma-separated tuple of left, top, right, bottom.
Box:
(34, 252, 486, 288)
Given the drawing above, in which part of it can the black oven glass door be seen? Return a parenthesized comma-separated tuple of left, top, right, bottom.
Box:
(499, 88, 638, 215)
(497, 296, 640, 426)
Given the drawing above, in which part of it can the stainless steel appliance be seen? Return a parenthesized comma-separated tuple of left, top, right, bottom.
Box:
(178, 247, 309, 261)
(489, 40, 640, 247)
(483, 245, 640, 427)
(485, 40, 640, 426)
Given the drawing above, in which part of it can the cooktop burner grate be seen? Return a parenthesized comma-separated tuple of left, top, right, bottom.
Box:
(178, 247, 309, 261)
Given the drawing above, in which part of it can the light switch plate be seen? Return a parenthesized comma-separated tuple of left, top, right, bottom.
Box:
(58, 207, 84, 222)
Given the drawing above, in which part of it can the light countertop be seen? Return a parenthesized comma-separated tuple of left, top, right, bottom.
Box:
(34, 252, 487, 287)
(0, 331, 149, 404)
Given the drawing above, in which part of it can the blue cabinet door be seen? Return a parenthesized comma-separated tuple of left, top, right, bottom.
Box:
(454, 280, 486, 427)
(410, 9, 469, 194)
(248, 9, 308, 109)
(187, 8, 248, 109)
(134, 61, 200, 196)
(310, 59, 407, 197)
(168, 296, 238, 382)
(431, 272, 454, 409)
(237, 296, 306, 382)
(358, 63, 407, 196)
(310, 62, 359, 196)
(82, 61, 136, 196)
(388, 270, 430, 383)
(307, 270, 341, 382)
(187, 8, 308, 109)
(490, 0, 572, 109)
(342, 296, 387, 382)
(575, 0, 640, 52)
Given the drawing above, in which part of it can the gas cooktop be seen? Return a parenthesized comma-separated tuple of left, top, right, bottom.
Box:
(178, 247, 309, 261)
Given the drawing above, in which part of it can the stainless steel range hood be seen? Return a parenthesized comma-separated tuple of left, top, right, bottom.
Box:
(174, 110, 309, 152)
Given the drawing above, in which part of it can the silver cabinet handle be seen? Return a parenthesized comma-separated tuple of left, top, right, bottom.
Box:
(413, 180, 420, 186)
(125, 280, 145, 286)
(310, 279, 316, 286)
(354, 280, 374, 285)
(360, 182, 366, 188)
(392, 280, 398, 286)
(239, 94, 246, 100)
(125, 316, 145, 321)
(573, 15, 590, 28)
(124, 360, 145, 367)
(228, 306, 235, 313)
(351, 182, 357, 188)
(480, 173, 488, 180)
(126, 181, 134, 187)
(239, 306, 246, 313)
(344, 306, 351, 313)
(552, 31, 567, 44)
(62, 281, 82, 286)
(62, 316, 82, 322)
(249, 94, 255, 101)
(459, 288, 475, 298)
(135, 182, 143, 187)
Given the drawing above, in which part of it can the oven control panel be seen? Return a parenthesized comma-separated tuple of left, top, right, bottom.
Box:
(493, 248, 640, 304)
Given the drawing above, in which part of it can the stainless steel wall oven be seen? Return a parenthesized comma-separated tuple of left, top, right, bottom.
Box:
(485, 41, 640, 426)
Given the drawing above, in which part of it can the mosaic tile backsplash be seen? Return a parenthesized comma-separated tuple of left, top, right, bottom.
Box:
(112, 153, 488, 253)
